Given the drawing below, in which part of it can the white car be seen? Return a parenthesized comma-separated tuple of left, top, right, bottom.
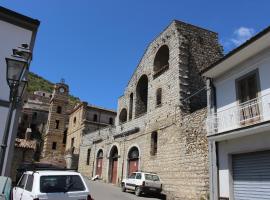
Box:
(121, 172, 162, 196)
(12, 170, 93, 200)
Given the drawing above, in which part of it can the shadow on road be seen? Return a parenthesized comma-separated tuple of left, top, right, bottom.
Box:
(126, 191, 166, 200)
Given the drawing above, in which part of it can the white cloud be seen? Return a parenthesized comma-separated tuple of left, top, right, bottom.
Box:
(221, 27, 255, 53)
(230, 27, 255, 46)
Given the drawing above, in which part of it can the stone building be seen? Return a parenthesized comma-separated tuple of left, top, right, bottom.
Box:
(65, 102, 117, 169)
(78, 20, 222, 200)
(41, 82, 70, 166)
(18, 91, 51, 141)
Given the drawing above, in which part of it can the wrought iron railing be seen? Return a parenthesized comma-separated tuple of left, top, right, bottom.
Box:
(207, 92, 270, 135)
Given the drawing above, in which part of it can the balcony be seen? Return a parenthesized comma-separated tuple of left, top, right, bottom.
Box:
(207, 92, 270, 135)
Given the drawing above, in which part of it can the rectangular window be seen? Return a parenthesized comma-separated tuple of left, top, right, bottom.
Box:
(25, 175, 34, 192)
(71, 137, 75, 147)
(150, 132, 158, 156)
(55, 120, 60, 129)
(136, 173, 142, 179)
(40, 175, 86, 193)
(17, 174, 27, 189)
(52, 142, 57, 150)
(236, 70, 261, 124)
(86, 149, 91, 165)
(237, 72, 258, 103)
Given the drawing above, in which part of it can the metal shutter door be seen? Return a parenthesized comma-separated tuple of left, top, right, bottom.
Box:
(232, 150, 270, 200)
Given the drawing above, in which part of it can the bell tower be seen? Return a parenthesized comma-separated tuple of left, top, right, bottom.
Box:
(42, 81, 69, 162)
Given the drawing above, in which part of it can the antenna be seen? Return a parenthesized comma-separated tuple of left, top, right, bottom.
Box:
(60, 78, 65, 84)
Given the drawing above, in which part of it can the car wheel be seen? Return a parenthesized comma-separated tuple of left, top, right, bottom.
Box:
(135, 186, 141, 196)
(121, 183, 126, 192)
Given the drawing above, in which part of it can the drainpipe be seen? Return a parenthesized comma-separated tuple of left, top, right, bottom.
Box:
(207, 78, 219, 200)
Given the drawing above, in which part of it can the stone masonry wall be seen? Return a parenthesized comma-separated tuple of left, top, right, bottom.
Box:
(78, 20, 221, 200)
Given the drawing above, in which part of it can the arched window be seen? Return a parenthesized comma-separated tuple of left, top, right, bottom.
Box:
(57, 106, 62, 114)
(129, 93, 133, 120)
(135, 75, 148, 117)
(128, 147, 139, 160)
(119, 108, 127, 124)
(97, 149, 104, 158)
(156, 88, 162, 107)
(153, 45, 169, 78)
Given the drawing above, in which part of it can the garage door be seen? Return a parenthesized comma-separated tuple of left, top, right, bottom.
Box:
(232, 150, 270, 200)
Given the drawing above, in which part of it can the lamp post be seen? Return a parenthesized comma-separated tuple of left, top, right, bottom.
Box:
(0, 45, 31, 176)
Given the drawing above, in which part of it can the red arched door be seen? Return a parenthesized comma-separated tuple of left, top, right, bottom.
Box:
(110, 146, 118, 184)
(111, 158, 118, 184)
(96, 150, 103, 177)
(128, 147, 139, 176)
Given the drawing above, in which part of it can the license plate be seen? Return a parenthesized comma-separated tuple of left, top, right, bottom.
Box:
(149, 188, 156, 191)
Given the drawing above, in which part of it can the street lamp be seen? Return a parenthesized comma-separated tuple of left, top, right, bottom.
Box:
(0, 45, 31, 176)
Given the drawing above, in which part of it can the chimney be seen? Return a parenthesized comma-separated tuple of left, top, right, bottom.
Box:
(25, 128, 32, 140)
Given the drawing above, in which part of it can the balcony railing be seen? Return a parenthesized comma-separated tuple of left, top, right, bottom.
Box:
(207, 92, 270, 135)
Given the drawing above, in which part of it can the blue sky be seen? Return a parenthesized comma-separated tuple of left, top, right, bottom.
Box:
(1, 0, 270, 110)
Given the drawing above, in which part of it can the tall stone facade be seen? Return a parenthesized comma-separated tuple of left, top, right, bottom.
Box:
(41, 82, 69, 165)
(78, 20, 222, 200)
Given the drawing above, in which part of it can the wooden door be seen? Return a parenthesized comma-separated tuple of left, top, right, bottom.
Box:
(111, 159, 118, 184)
(128, 159, 139, 176)
(96, 158, 103, 177)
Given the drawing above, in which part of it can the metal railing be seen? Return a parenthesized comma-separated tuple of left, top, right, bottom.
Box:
(207, 92, 270, 135)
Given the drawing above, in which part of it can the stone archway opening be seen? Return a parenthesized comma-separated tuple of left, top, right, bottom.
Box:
(135, 75, 148, 117)
(154, 45, 169, 73)
(127, 146, 139, 176)
(109, 146, 119, 184)
(119, 108, 127, 124)
(96, 149, 103, 178)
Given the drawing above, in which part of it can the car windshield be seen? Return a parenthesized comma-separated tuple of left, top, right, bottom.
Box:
(40, 175, 85, 193)
(145, 174, 160, 181)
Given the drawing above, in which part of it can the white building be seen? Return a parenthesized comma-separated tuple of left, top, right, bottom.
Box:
(203, 26, 270, 200)
(0, 6, 39, 176)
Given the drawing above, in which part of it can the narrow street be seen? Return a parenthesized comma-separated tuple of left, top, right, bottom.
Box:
(85, 179, 166, 200)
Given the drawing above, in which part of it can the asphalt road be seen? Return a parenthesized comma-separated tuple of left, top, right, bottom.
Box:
(85, 179, 165, 200)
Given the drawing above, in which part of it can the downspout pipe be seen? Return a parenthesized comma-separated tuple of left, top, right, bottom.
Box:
(206, 78, 219, 200)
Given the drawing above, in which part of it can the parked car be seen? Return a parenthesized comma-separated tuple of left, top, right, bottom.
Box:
(121, 172, 162, 196)
(0, 176, 12, 200)
(15, 162, 63, 184)
(13, 170, 94, 200)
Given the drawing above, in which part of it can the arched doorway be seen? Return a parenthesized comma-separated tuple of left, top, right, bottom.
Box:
(109, 146, 119, 184)
(128, 147, 139, 176)
(96, 149, 103, 177)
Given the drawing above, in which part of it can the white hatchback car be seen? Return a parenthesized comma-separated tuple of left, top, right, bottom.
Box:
(12, 170, 93, 200)
(121, 172, 162, 196)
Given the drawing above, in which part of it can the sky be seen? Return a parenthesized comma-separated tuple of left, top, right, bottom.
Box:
(1, 0, 270, 110)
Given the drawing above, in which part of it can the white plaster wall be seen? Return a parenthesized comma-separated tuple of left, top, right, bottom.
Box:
(214, 47, 270, 132)
(218, 130, 270, 198)
(0, 19, 33, 176)
(0, 20, 32, 100)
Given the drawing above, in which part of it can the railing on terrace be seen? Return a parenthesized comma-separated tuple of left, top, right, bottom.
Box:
(207, 92, 270, 135)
